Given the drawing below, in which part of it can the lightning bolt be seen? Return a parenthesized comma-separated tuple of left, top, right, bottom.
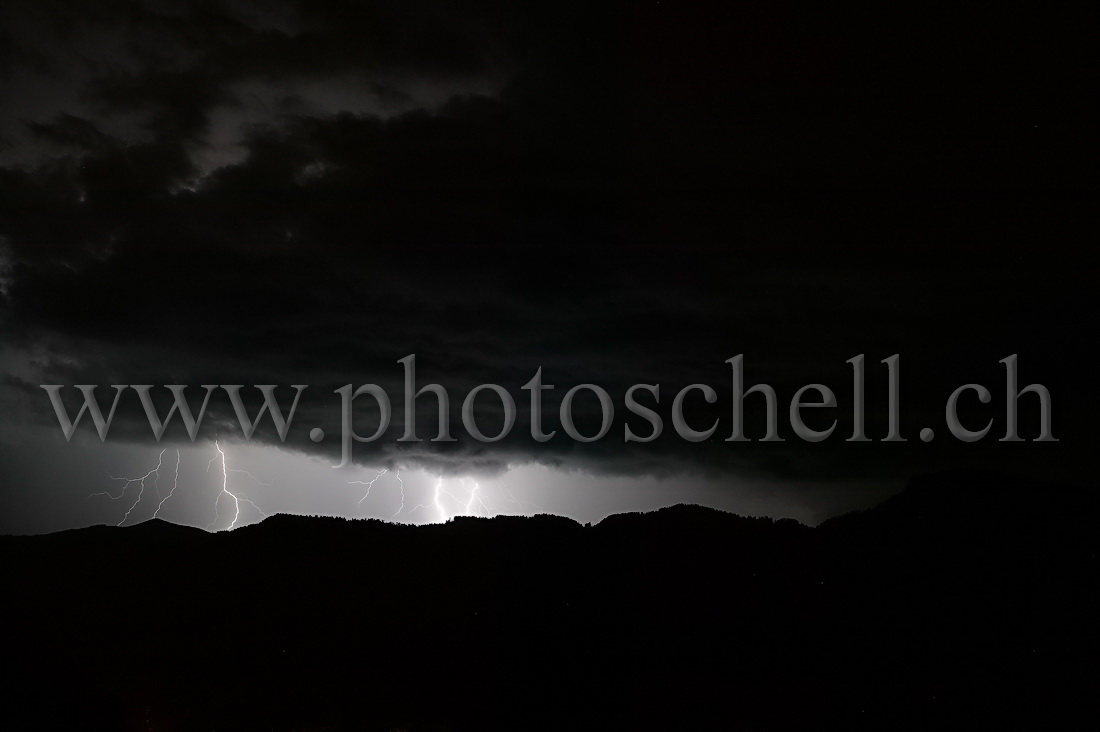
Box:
(409, 475, 538, 523)
(91, 448, 166, 526)
(348, 468, 406, 516)
(152, 449, 182, 519)
(206, 440, 266, 531)
(438, 483, 464, 505)
(437, 476, 544, 520)
(434, 474, 447, 523)
(230, 467, 273, 488)
(406, 472, 435, 518)
(409, 474, 449, 523)
(460, 478, 490, 516)
(95, 442, 269, 531)
(228, 464, 270, 522)
(350, 468, 389, 509)
(392, 469, 404, 516)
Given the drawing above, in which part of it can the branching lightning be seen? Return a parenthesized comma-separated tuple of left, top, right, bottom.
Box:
(206, 441, 236, 529)
(349, 468, 407, 517)
(229, 467, 273, 488)
(94, 441, 269, 531)
(460, 477, 490, 516)
(434, 474, 446, 523)
(91, 448, 166, 526)
(404, 474, 544, 523)
(152, 449, 182, 519)
(206, 439, 267, 531)
(96, 446, 543, 532)
(392, 469, 404, 516)
(350, 468, 389, 509)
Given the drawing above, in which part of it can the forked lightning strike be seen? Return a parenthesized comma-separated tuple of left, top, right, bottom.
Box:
(90, 448, 166, 526)
(393, 469, 404, 516)
(350, 468, 389, 508)
(349, 468, 406, 516)
(409, 475, 543, 522)
(461, 477, 489, 516)
(97, 447, 542, 531)
(433, 475, 446, 522)
(153, 450, 181, 519)
(207, 439, 267, 531)
(93, 442, 268, 531)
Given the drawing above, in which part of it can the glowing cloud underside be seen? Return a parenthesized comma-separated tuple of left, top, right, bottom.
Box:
(92, 444, 546, 531)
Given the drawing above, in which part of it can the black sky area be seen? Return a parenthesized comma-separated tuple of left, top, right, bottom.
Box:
(0, 1, 1096, 533)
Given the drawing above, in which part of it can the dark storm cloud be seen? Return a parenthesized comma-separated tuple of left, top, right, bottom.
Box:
(1, 1, 1095, 491)
(26, 114, 116, 151)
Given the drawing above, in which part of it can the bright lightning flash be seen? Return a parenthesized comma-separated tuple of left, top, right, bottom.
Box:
(401, 473, 545, 524)
(349, 468, 409, 517)
(93, 441, 269, 530)
(91, 448, 166, 526)
(207, 439, 266, 531)
(152, 450, 182, 519)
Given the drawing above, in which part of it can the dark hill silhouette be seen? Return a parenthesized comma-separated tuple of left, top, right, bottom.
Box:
(1, 472, 1096, 731)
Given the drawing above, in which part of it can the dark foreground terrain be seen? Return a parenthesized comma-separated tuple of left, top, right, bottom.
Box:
(2, 471, 1097, 730)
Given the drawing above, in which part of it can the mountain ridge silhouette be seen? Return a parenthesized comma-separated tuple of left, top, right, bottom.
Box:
(1, 470, 1095, 731)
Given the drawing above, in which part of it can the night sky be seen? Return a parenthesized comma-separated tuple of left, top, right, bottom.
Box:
(0, 0, 1094, 534)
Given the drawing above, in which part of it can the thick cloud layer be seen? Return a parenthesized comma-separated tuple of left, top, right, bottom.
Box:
(1, 1, 1094, 531)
